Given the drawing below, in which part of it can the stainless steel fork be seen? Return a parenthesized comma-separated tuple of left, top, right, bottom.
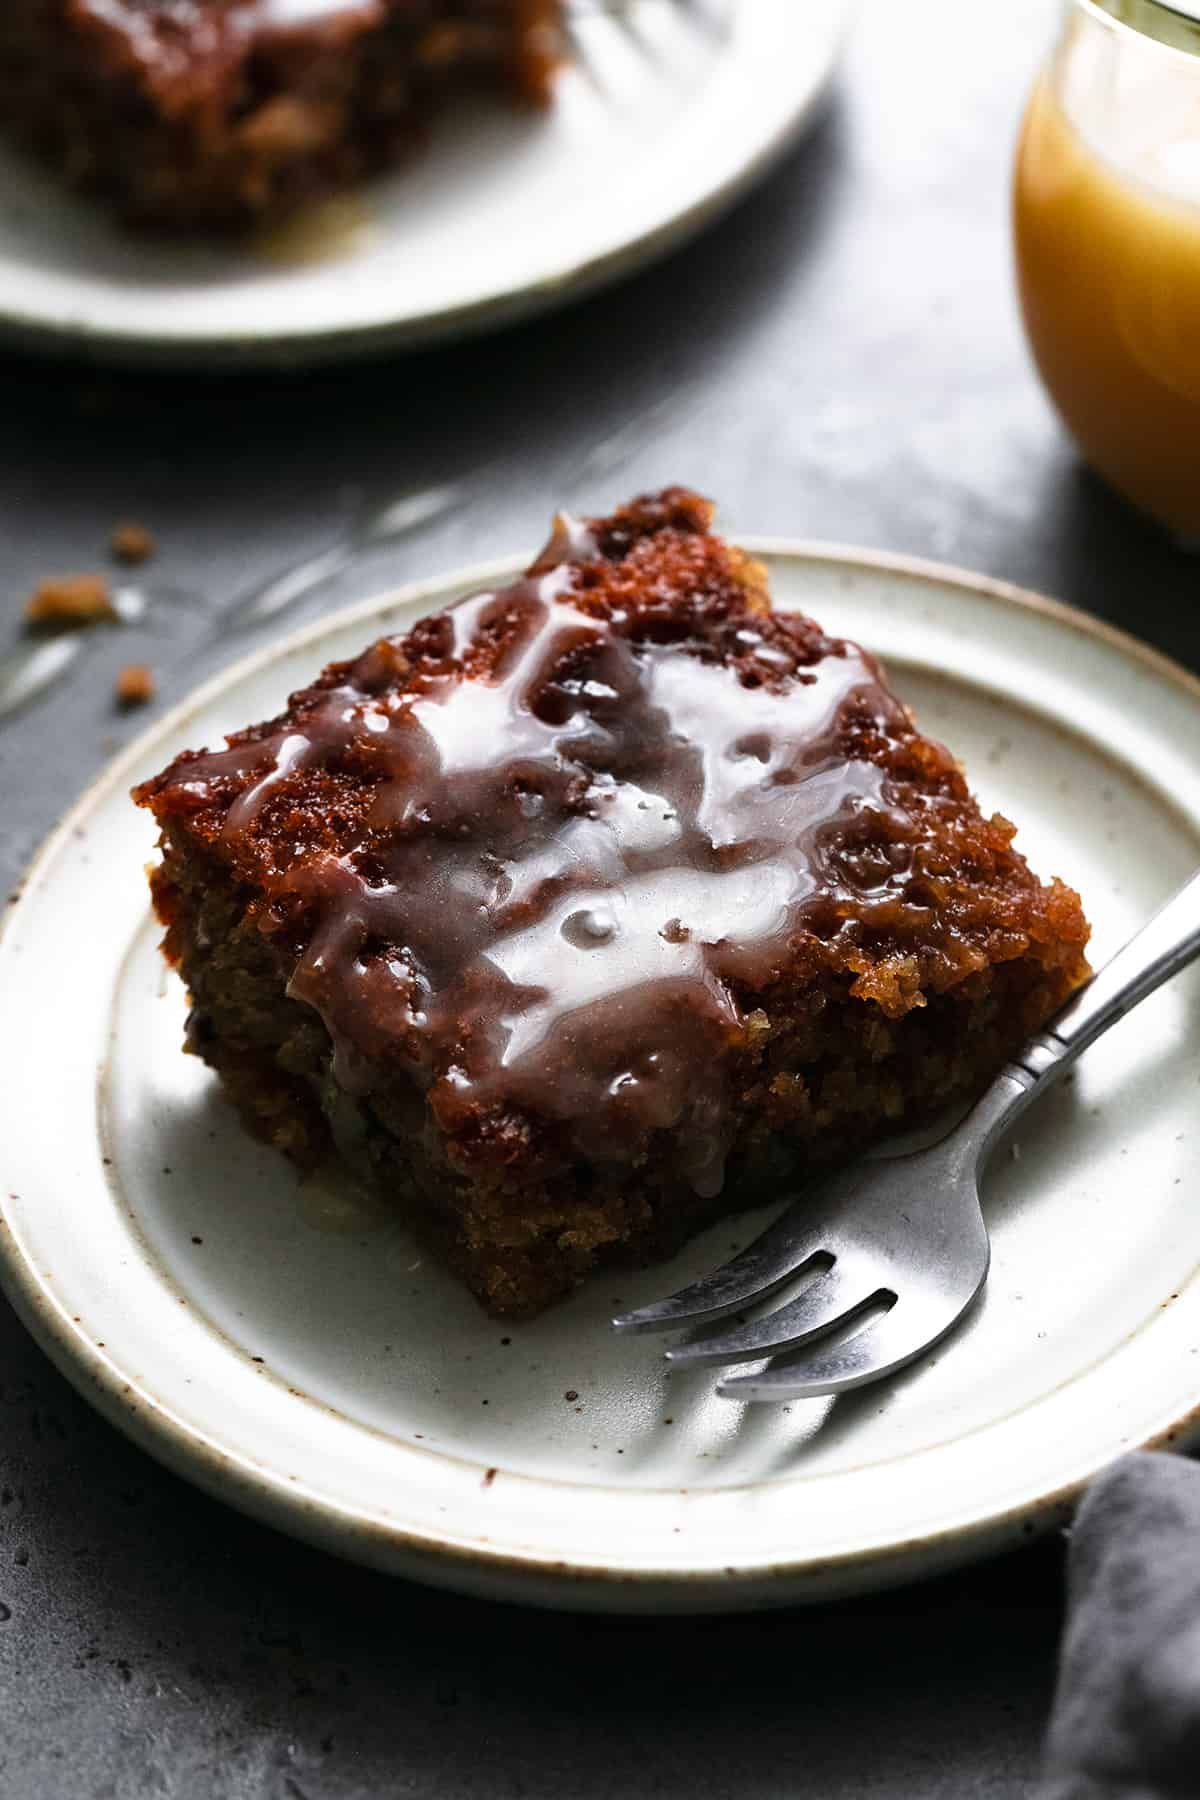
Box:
(612, 870, 1200, 1402)
(566, 0, 731, 58)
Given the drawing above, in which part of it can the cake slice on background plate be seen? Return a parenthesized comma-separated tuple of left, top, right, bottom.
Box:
(0, 1, 563, 229)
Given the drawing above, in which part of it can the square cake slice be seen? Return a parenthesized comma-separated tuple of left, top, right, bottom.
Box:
(134, 489, 1090, 1314)
(0, 1, 562, 229)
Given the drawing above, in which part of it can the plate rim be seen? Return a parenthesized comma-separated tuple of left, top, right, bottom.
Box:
(0, 2, 852, 369)
(3, 538, 1200, 1612)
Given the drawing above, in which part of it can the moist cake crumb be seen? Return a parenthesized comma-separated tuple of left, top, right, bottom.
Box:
(111, 523, 155, 566)
(134, 488, 1091, 1316)
(117, 664, 156, 707)
(25, 574, 115, 626)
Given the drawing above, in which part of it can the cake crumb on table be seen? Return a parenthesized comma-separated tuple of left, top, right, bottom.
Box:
(111, 522, 155, 565)
(25, 573, 114, 626)
(116, 664, 155, 707)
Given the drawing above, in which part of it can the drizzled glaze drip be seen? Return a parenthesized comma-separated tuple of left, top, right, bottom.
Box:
(162, 516, 929, 1195)
(77, 0, 386, 81)
(83, 0, 376, 32)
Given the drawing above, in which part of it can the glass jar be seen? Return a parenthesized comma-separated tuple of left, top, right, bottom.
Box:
(1014, 0, 1200, 540)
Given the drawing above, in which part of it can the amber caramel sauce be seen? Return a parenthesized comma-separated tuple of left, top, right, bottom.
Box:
(252, 192, 374, 267)
(1015, 77, 1200, 538)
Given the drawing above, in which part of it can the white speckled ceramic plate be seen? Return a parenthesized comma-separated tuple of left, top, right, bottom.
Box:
(0, 1, 849, 367)
(2, 544, 1200, 1612)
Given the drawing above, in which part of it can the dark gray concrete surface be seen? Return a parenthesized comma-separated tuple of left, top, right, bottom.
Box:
(1, 2, 1196, 1793)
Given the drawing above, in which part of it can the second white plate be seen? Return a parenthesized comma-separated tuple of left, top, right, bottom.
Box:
(2, 543, 1199, 1610)
(0, 1, 849, 365)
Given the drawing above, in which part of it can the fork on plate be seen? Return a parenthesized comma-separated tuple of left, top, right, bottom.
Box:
(613, 870, 1200, 1402)
(565, 0, 731, 57)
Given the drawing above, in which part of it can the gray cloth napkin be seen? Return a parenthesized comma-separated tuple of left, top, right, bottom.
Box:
(1042, 1451, 1200, 1799)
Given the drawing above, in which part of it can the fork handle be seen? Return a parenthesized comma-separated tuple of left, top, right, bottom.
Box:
(1049, 868, 1200, 1054)
(976, 868, 1200, 1154)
